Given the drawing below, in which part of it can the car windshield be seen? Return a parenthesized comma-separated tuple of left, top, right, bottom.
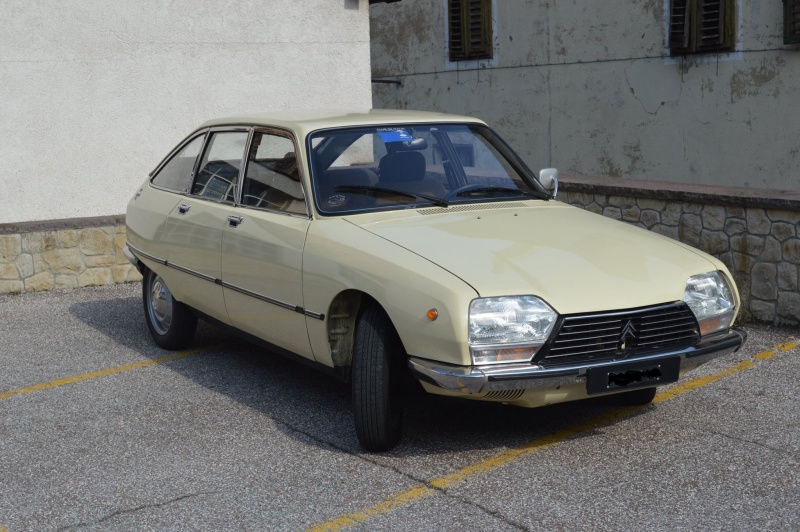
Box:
(308, 123, 548, 215)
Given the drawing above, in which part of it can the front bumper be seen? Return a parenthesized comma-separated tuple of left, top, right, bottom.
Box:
(122, 244, 144, 273)
(408, 328, 747, 395)
(123, 244, 137, 265)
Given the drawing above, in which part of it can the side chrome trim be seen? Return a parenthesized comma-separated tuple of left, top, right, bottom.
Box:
(220, 281, 325, 320)
(126, 243, 166, 266)
(408, 328, 747, 394)
(168, 262, 217, 284)
(125, 243, 325, 321)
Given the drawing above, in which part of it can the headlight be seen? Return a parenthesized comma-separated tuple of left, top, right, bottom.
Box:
(683, 271, 736, 336)
(468, 296, 557, 365)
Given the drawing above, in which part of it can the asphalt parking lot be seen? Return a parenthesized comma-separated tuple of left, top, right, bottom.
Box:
(1, 284, 799, 531)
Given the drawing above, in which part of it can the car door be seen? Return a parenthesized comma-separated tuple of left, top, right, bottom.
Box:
(163, 128, 249, 324)
(130, 132, 207, 265)
(221, 129, 315, 359)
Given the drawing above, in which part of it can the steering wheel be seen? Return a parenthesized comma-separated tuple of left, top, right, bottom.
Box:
(443, 183, 491, 201)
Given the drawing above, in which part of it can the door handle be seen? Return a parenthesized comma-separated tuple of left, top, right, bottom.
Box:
(227, 215, 244, 227)
(178, 203, 192, 214)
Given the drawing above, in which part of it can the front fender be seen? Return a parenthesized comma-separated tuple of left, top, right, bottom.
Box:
(303, 218, 477, 368)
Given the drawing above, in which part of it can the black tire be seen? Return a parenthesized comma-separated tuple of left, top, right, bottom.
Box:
(352, 305, 404, 452)
(142, 269, 198, 350)
(615, 386, 657, 406)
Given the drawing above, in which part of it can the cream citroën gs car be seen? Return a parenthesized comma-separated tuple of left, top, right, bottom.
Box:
(124, 109, 746, 451)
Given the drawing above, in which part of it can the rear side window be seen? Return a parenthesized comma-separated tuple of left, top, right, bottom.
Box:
(191, 131, 248, 202)
(151, 134, 205, 192)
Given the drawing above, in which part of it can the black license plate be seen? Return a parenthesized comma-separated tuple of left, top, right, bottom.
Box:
(586, 357, 681, 395)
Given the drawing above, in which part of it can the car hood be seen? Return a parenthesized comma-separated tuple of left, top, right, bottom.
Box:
(346, 202, 717, 315)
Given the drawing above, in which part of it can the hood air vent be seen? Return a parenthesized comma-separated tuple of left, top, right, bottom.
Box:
(417, 202, 529, 215)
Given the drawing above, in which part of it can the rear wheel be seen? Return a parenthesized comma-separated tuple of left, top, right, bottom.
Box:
(142, 269, 197, 350)
(352, 305, 404, 452)
(615, 386, 657, 406)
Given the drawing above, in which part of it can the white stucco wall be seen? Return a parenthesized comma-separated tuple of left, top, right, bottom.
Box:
(370, 0, 800, 193)
(1, 0, 372, 224)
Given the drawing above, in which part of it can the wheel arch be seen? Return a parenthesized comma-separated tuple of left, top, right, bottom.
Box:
(327, 290, 408, 373)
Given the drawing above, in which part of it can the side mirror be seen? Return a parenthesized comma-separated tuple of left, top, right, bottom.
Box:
(538, 168, 558, 198)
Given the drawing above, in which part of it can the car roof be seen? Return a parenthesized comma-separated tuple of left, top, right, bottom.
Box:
(198, 109, 486, 137)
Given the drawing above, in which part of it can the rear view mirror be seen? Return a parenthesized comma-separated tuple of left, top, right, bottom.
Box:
(538, 168, 558, 198)
(387, 138, 429, 152)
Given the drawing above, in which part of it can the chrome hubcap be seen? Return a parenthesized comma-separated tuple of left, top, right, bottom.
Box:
(148, 275, 173, 335)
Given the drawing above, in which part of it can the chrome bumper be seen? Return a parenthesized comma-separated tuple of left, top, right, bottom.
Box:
(408, 328, 747, 395)
(122, 244, 142, 272)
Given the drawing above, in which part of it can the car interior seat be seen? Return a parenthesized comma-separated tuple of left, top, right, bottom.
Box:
(378, 151, 445, 197)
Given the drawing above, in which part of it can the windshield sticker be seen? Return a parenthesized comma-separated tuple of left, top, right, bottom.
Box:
(377, 129, 413, 143)
(326, 194, 348, 208)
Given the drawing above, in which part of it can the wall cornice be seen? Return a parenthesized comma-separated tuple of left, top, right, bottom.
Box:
(560, 174, 800, 211)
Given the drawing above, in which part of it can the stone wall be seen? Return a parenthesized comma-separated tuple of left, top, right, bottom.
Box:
(559, 175, 800, 326)
(0, 216, 141, 295)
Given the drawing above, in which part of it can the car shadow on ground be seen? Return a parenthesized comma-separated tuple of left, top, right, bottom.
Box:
(68, 293, 238, 356)
(70, 292, 654, 458)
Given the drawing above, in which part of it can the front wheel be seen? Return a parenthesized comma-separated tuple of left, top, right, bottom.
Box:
(142, 269, 197, 350)
(352, 305, 404, 452)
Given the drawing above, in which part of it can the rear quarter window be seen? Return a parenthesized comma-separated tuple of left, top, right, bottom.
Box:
(151, 134, 205, 192)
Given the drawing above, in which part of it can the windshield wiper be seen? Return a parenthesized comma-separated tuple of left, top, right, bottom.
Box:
(335, 185, 449, 208)
(454, 186, 548, 200)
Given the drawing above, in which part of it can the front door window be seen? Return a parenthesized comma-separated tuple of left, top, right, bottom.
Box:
(241, 132, 307, 215)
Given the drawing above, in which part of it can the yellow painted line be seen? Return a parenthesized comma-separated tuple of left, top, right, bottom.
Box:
(308, 340, 799, 532)
(776, 342, 799, 352)
(307, 485, 436, 531)
(653, 341, 800, 405)
(0, 346, 220, 401)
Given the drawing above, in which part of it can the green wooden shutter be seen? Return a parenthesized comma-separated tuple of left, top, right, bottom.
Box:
(449, 0, 465, 60)
(696, 0, 733, 51)
(669, 0, 692, 53)
(449, 0, 492, 61)
(785, 0, 800, 44)
(670, 0, 734, 54)
(466, 0, 492, 59)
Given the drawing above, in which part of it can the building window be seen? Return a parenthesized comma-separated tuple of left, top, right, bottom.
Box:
(669, 0, 735, 54)
(786, 0, 800, 44)
(448, 0, 492, 61)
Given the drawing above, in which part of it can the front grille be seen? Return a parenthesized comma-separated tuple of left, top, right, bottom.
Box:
(539, 302, 700, 368)
(483, 389, 525, 401)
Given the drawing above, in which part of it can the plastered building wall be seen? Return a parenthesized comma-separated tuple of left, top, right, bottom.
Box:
(1, 0, 372, 224)
(370, 0, 800, 192)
